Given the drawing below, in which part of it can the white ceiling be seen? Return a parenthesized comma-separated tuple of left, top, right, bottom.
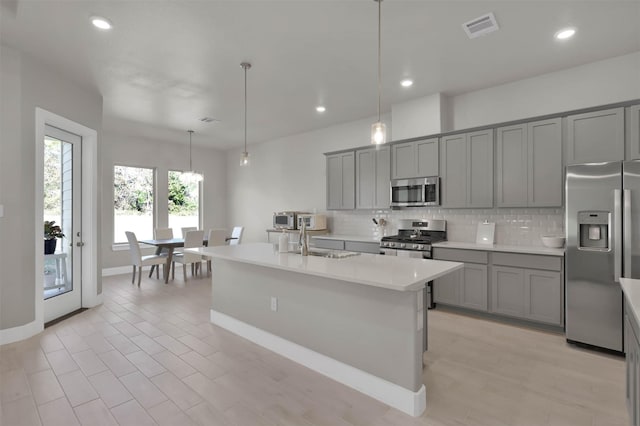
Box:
(2, 1, 639, 149)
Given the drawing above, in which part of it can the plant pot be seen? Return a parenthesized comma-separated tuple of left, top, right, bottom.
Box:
(44, 239, 57, 255)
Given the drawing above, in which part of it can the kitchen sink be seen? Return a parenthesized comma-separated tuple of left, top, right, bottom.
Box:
(307, 249, 361, 259)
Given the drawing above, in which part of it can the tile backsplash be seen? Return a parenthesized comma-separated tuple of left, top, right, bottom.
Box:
(328, 208, 564, 247)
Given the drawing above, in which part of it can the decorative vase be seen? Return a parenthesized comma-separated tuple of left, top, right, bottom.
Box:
(44, 239, 57, 255)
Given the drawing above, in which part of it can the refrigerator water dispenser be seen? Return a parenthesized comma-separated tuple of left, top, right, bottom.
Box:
(578, 211, 610, 250)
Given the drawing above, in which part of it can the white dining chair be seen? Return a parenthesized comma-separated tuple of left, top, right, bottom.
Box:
(149, 228, 174, 278)
(206, 228, 228, 274)
(226, 226, 244, 245)
(172, 230, 205, 281)
(125, 231, 167, 287)
(181, 227, 197, 238)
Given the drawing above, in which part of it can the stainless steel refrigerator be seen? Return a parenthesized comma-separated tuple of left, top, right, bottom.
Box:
(566, 161, 640, 352)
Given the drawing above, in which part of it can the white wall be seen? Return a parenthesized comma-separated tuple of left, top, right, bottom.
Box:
(0, 44, 103, 330)
(391, 93, 444, 140)
(447, 52, 640, 131)
(226, 52, 639, 247)
(100, 131, 228, 269)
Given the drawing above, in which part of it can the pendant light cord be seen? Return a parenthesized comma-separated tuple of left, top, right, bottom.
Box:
(244, 65, 247, 153)
(188, 130, 194, 170)
(377, 0, 382, 122)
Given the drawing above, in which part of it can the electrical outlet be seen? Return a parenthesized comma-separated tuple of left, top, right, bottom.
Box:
(270, 296, 278, 312)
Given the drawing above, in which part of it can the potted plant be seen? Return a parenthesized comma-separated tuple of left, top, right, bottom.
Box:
(44, 220, 65, 254)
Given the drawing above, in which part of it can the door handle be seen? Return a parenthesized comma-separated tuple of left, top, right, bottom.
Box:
(614, 189, 622, 283)
(624, 189, 631, 278)
(76, 242, 85, 247)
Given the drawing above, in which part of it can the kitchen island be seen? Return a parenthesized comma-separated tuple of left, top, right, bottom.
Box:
(186, 243, 462, 416)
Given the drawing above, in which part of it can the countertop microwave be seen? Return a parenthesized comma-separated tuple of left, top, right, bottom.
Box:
(273, 211, 301, 230)
(390, 177, 439, 208)
(297, 214, 327, 231)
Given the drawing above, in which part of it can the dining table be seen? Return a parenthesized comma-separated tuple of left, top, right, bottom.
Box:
(139, 238, 208, 283)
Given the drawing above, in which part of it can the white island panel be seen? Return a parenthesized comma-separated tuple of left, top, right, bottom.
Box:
(186, 243, 462, 417)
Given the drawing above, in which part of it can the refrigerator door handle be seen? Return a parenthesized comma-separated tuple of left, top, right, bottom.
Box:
(614, 189, 622, 282)
(624, 189, 631, 278)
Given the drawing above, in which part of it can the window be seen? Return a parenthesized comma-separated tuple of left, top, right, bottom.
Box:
(168, 171, 200, 233)
(113, 165, 154, 243)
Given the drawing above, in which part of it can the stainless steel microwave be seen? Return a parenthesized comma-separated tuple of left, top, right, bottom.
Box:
(390, 177, 439, 208)
(273, 211, 299, 230)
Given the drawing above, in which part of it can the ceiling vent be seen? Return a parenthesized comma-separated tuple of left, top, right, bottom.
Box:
(462, 13, 499, 39)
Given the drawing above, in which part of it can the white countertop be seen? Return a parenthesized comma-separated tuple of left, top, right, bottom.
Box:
(432, 241, 565, 257)
(311, 234, 381, 243)
(187, 243, 462, 292)
(621, 278, 640, 327)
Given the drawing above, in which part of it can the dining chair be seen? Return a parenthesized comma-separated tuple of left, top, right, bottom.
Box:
(226, 226, 244, 245)
(206, 228, 228, 274)
(149, 228, 174, 278)
(172, 230, 205, 281)
(181, 227, 197, 238)
(125, 231, 167, 287)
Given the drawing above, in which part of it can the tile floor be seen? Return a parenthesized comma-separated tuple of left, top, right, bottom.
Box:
(0, 272, 628, 426)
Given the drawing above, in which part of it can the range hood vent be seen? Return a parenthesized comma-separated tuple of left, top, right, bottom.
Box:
(462, 13, 499, 39)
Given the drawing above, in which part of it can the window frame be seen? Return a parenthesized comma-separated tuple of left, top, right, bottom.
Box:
(112, 164, 157, 245)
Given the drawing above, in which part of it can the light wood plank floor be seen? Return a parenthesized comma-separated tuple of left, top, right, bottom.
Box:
(1, 272, 628, 426)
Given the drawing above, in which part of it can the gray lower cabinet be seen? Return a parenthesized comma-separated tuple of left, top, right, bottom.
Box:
(356, 146, 390, 209)
(491, 265, 563, 326)
(434, 248, 564, 326)
(491, 266, 526, 317)
(326, 152, 355, 210)
(440, 129, 493, 208)
(433, 268, 461, 306)
(433, 264, 487, 311)
(461, 264, 488, 311)
(566, 107, 625, 165)
(627, 104, 640, 161)
(391, 138, 438, 180)
(433, 248, 488, 312)
(625, 304, 640, 426)
(312, 238, 380, 254)
(496, 118, 562, 207)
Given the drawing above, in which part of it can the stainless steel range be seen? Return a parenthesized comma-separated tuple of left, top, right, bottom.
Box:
(380, 219, 447, 314)
(380, 219, 447, 259)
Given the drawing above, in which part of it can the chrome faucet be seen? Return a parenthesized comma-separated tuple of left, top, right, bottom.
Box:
(299, 220, 309, 256)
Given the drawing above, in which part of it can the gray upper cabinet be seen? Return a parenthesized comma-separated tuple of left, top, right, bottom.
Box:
(528, 118, 563, 206)
(391, 138, 438, 180)
(326, 152, 355, 210)
(497, 118, 562, 207)
(627, 104, 640, 160)
(566, 107, 625, 165)
(441, 130, 493, 208)
(355, 146, 390, 210)
(496, 124, 527, 207)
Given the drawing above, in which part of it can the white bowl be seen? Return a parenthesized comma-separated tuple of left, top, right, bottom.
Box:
(541, 235, 565, 248)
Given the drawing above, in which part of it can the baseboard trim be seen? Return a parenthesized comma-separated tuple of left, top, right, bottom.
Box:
(0, 319, 44, 346)
(210, 309, 426, 417)
(102, 266, 131, 277)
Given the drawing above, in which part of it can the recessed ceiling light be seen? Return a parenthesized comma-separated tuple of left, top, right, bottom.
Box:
(316, 106, 326, 113)
(91, 16, 113, 30)
(555, 27, 576, 40)
(401, 79, 413, 88)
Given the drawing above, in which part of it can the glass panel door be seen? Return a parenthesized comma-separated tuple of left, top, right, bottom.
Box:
(43, 125, 82, 322)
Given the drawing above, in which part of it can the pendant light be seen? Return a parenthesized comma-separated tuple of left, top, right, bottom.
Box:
(240, 62, 251, 166)
(182, 130, 203, 182)
(371, 0, 387, 145)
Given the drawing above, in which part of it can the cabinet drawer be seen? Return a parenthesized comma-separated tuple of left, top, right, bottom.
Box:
(433, 248, 488, 264)
(312, 239, 345, 250)
(344, 241, 380, 254)
(492, 252, 561, 271)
